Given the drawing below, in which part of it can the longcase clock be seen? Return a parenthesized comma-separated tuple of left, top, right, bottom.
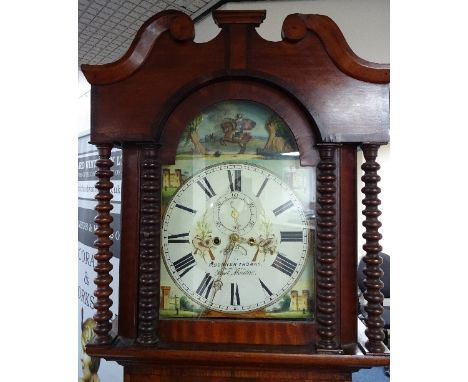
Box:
(82, 9, 390, 382)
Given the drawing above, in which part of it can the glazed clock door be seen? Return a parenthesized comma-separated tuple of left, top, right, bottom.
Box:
(160, 100, 316, 321)
(162, 162, 309, 313)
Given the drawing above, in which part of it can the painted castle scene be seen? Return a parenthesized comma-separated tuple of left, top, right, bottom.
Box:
(159, 283, 314, 319)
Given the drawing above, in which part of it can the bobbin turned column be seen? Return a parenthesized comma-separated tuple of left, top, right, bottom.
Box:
(315, 143, 342, 353)
(93, 143, 115, 344)
(137, 144, 161, 344)
(360, 143, 386, 354)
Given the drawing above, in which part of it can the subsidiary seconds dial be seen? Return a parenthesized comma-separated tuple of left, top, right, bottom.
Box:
(161, 163, 310, 313)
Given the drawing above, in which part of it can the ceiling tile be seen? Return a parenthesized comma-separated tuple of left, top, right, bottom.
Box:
(79, 0, 224, 66)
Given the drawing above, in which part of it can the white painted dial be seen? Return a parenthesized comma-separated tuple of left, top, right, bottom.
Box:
(161, 163, 309, 313)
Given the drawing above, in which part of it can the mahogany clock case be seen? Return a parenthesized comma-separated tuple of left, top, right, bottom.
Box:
(109, 78, 361, 347)
(81, 8, 390, 378)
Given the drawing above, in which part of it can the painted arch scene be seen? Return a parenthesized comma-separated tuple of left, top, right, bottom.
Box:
(175, 100, 299, 159)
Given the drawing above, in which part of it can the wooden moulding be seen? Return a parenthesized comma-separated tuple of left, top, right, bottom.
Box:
(159, 320, 315, 345)
(338, 146, 358, 347)
(315, 144, 342, 354)
(282, 14, 390, 84)
(81, 10, 389, 87)
(213, 9, 266, 27)
(81, 10, 195, 85)
(115, 144, 140, 339)
(360, 143, 387, 354)
(85, 338, 390, 369)
(92, 144, 115, 345)
(137, 145, 161, 344)
(124, 366, 354, 382)
(82, 10, 390, 145)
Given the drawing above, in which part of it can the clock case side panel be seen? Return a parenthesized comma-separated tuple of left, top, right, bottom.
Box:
(117, 143, 142, 339)
(338, 145, 358, 347)
(152, 80, 331, 347)
(318, 144, 358, 349)
(117, 142, 165, 344)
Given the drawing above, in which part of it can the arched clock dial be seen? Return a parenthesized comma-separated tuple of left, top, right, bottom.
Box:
(161, 163, 310, 313)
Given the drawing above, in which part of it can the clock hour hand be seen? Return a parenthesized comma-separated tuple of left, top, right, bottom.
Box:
(200, 233, 237, 315)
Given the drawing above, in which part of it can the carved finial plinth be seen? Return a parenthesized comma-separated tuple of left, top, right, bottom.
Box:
(360, 143, 386, 353)
(93, 144, 114, 344)
(137, 145, 161, 344)
(169, 13, 195, 41)
(282, 14, 307, 42)
(213, 10, 266, 27)
(315, 144, 342, 353)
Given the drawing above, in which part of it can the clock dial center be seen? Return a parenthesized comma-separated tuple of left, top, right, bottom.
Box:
(214, 192, 258, 236)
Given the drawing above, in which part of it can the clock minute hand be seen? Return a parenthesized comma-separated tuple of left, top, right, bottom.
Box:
(201, 234, 238, 315)
(214, 234, 238, 292)
(230, 201, 240, 230)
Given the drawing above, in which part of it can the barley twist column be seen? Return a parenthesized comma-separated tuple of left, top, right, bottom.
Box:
(360, 143, 386, 353)
(137, 144, 161, 344)
(93, 144, 115, 344)
(315, 143, 341, 353)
